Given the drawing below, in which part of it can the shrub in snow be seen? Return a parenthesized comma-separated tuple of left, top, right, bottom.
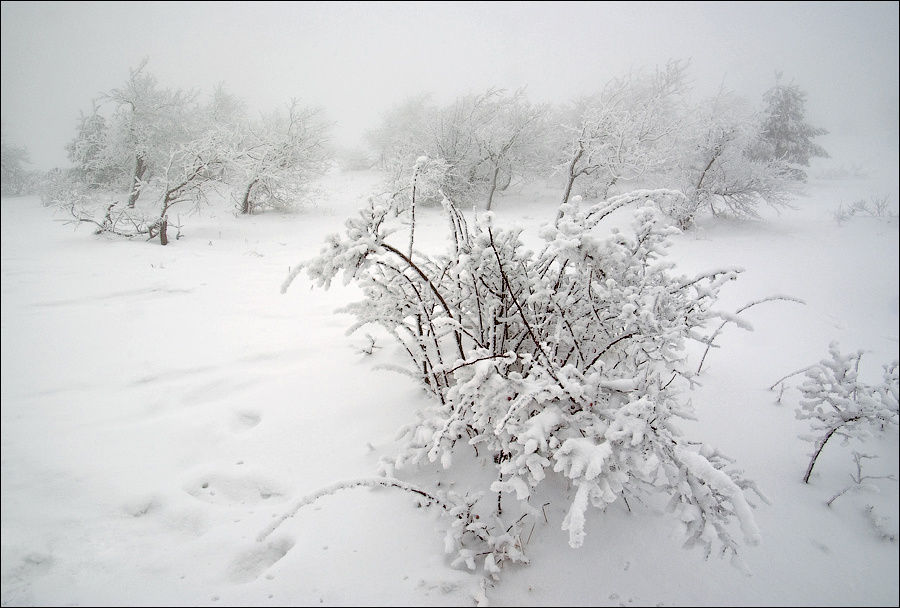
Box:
(833, 195, 897, 224)
(789, 343, 899, 484)
(283, 173, 769, 587)
(825, 451, 896, 507)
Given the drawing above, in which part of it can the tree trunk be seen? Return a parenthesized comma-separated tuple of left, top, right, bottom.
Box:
(694, 147, 721, 199)
(159, 216, 168, 246)
(127, 154, 147, 208)
(240, 179, 258, 215)
(408, 169, 418, 259)
(485, 165, 501, 211)
(601, 176, 618, 200)
(556, 144, 584, 227)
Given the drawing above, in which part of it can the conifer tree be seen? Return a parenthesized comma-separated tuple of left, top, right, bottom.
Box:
(752, 75, 828, 181)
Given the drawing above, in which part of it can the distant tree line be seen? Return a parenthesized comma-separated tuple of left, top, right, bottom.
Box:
(2, 59, 828, 243)
(366, 62, 828, 228)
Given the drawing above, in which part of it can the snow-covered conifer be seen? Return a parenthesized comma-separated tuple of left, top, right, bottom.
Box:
(750, 74, 828, 181)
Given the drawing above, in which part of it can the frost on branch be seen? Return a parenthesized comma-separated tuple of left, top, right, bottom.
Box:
(787, 343, 899, 484)
(285, 176, 767, 584)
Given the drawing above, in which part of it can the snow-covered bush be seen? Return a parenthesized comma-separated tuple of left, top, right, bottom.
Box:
(790, 343, 899, 484)
(825, 451, 896, 508)
(38, 168, 87, 208)
(833, 195, 897, 224)
(284, 172, 769, 587)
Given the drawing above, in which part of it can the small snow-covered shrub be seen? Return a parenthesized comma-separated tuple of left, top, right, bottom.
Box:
(833, 195, 897, 224)
(39, 169, 89, 209)
(825, 451, 896, 508)
(284, 177, 768, 587)
(782, 343, 899, 484)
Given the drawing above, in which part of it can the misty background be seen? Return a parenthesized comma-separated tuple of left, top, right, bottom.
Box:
(2, 1, 897, 171)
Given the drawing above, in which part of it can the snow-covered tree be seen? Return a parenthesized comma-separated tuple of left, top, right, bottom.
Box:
(555, 61, 687, 215)
(468, 89, 549, 210)
(1, 133, 31, 196)
(65, 105, 125, 189)
(659, 91, 796, 229)
(231, 99, 331, 215)
(366, 94, 434, 178)
(369, 89, 550, 210)
(100, 59, 199, 207)
(205, 82, 247, 129)
(63, 122, 233, 245)
(147, 127, 234, 244)
(59, 69, 240, 245)
(750, 75, 828, 181)
(284, 168, 767, 585)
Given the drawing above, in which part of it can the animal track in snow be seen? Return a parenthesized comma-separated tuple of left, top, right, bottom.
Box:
(228, 537, 295, 583)
(179, 378, 259, 406)
(232, 410, 261, 432)
(122, 495, 162, 518)
(184, 472, 285, 506)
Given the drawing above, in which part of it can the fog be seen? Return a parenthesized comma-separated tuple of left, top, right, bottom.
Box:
(1, 1, 897, 170)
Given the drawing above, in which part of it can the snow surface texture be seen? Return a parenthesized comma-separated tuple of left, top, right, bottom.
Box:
(2, 158, 898, 606)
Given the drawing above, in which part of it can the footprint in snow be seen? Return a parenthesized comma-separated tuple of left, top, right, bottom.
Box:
(228, 537, 295, 583)
(232, 410, 261, 432)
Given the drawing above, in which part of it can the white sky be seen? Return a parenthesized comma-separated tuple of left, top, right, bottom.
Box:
(2, 1, 898, 169)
